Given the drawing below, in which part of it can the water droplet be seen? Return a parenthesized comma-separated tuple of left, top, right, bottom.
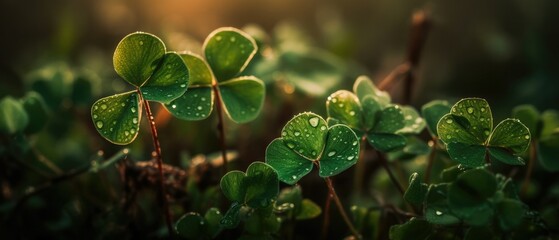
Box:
(139, 41, 144, 45)
(524, 135, 530, 139)
(347, 156, 355, 161)
(230, 36, 236, 42)
(93, 114, 98, 119)
(171, 104, 177, 109)
(292, 175, 297, 180)
(165, 74, 171, 79)
(352, 141, 358, 146)
(328, 151, 336, 157)
(311, 151, 316, 156)
(332, 98, 338, 103)
(180, 84, 186, 88)
(287, 143, 295, 149)
(480, 107, 486, 112)
(282, 131, 287, 136)
(197, 106, 202, 110)
(349, 111, 356, 116)
(201, 97, 206, 101)
(484, 130, 490, 136)
(435, 210, 443, 216)
(131, 107, 136, 113)
(101, 104, 107, 110)
(309, 117, 319, 127)
(467, 107, 474, 114)
(133, 118, 138, 124)
(96, 121, 104, 128)
(124, 131, 130, 136)
(216, 36, 222, 41)
(130, 129, 135, 134)
(320, 125, 327, 131)
(294, 131, 301, 136)
(338, 103, 344, 108)
(480, 118, 485, 122)
(446, 119, 453, 124)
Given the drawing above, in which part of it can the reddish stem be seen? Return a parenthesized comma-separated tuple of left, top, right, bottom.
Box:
(138, 89, 174, 236)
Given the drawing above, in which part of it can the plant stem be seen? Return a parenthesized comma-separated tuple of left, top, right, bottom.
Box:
(353, 135, 368, 195)
(521, 141, 537, 197)
(324, 177, 361, 239)
(320, 192, 332, 240)
(212, 83, 229, 175)
(138, 90, 174, 236)
(376, 151, 405, 196)
(424, 138, 437, 184)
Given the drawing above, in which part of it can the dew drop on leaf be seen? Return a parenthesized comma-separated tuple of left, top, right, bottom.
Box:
(524, 135, 530, 139)
(309, 117, 319, 127)
(347, 156, 355, 161)
(446, 119, 453, 124)
(96, 121, 104, 129)
(435, 210, 443, 216)
(328, 151, 336, 157)
(467, 107, 474, 114)
(101, 104, 107, 110)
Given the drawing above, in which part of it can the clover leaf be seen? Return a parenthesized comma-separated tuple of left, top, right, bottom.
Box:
(265, 112, 360, 184)
(165, 27, 265, 124)
(326, 76, 423, 152)
(220, 162, 279, 209)
(91, 32, 189, 144)
(403, 172, 428, 206)
(421, 100, 451, 137)
(0, 96, 29, 135)
(448, 168, 496, 226)
(276, 186, 321, 220)
(437, 98, 530, 167)
(175, 208, 223, 239)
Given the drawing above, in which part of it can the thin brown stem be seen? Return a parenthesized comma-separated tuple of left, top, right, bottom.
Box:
(324, 177, 361, 239)
(376, 151, 405, 196)
(320, 191, 332, 240)
(353, 135, 368, 195)
(424, 138, 437, 184)
(212, 83, 229, 175)
(138, 90, 174, 236)
(521, 141, 537, 197)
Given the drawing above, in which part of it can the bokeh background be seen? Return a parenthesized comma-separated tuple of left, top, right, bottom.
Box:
(1, 0, 559, 239)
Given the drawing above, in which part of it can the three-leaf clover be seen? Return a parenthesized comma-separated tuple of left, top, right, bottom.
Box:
(91, 32, 189, 144)
(165, 27, 265, 123)
(437, 98, 531, 167)
(265, 112, 360, 184)
(219, 162, 279, 228)
(326, 75, 424, 152)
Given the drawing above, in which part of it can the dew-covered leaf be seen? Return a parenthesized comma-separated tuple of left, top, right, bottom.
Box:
(372, 105, 405, 133)
(319, 125, 359, 177)
(360, 95, 382, 130)
(113, 32, 165, 87)
(448, 169, 496, 209)
(438, 98, 493, 145)
(512, 105, 540, 138)
(180, 53, 213, 86)
(0, 96, 29, 135)
(204, 208, 224, 237)
(219, 76, 265, 123)
(281, 112, 328, 160)
(276, 186, 303, 214)
(296, 199, 322, 220)
(165, 87, 213, 120)
(175, 212, 205, 239)
(20, 92, 49, 134)
(140, 52, 189, 103)
(424, 184, 460, 225)
(91, 91, 141, 145)
(421, 100, 451, 137)
(353, 75, 391, 108)
(446, 142, 486, 167)
(488, 119, 530, 154)
(265, 138, 313, 184)
(404, 172, 427, 206)
(397, 106, 426, 135)
(219, 162, 279, 208)
(487, 147, 525, 165)
(367, 132, 407, 152)
(220, 203, 242, 229)
(204, 27, 257, 81)
(326, 90, 362, 130)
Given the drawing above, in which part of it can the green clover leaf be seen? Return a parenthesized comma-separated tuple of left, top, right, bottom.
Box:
(403, 172, 428, 206)
(437, 98, 530, 167)
(92, 32, 189, 144)
(421, 100, 451, 137)
(220, 162, 279, 209)
(326, 76, 422, 152)
(175, 208, 223, 239)
(0, 96, 29, 135)
(265, 112, 360, 184)
(166, 28, 265, 124)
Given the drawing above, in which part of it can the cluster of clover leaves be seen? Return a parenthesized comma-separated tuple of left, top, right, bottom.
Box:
(88, 27, 556, 240)
(91, 27, 265, 145)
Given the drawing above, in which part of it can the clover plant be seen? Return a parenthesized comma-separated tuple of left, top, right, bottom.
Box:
(437, 98, 531, 167)
(91, 32, 189, 144)
(326, 75, 424, 152)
